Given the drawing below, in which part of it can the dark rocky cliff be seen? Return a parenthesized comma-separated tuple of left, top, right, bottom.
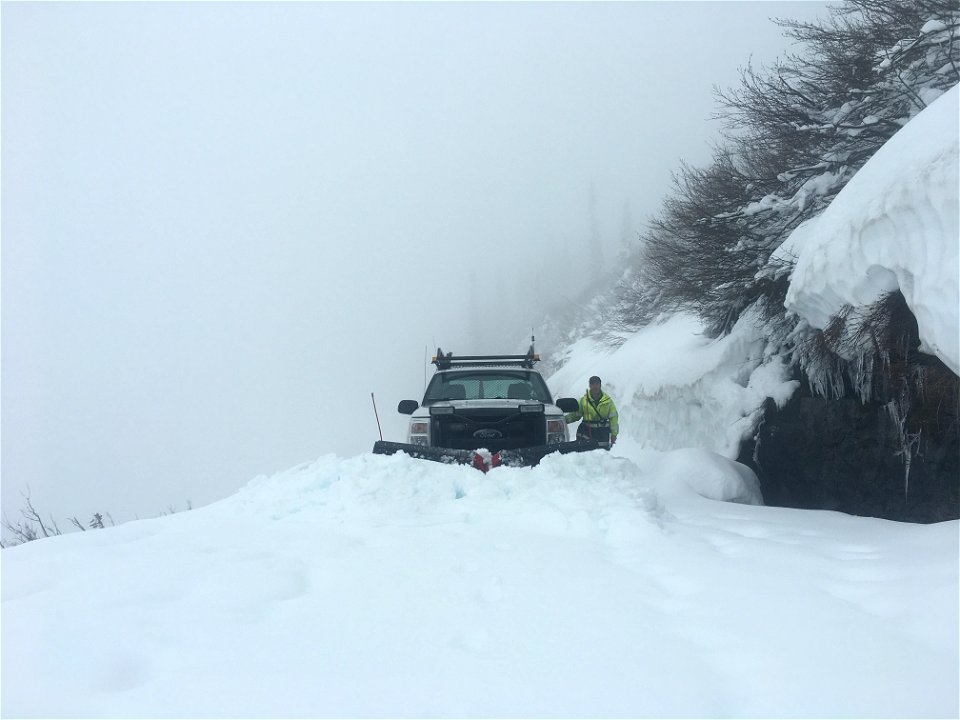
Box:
(739, 374, 959, 523)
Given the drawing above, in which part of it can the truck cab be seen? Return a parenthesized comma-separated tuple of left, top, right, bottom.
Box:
(374, 345, 589, 470)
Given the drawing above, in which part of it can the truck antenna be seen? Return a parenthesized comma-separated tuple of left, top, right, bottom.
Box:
(371, 392, 383, 442)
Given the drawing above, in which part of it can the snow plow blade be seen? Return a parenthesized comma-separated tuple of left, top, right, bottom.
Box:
(372, 439, 601, 472)
(497, 439, 602, 466)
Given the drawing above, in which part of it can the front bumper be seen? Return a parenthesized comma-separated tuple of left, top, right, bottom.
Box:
(372, 438, 601, 471)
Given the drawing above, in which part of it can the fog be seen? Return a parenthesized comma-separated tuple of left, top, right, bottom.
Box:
(2, 1, 829, 526)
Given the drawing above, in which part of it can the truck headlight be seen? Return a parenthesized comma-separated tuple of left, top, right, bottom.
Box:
(546, 418, 566, 444)
(408, 420, 430, 446)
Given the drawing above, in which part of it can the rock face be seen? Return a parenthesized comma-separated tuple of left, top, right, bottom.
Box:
(738, 379, 959, 523)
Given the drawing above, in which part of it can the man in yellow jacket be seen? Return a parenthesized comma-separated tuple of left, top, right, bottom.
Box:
(565, 375, 619, 448)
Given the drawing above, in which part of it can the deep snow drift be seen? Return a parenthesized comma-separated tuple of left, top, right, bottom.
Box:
(785, 85, 960, 374)
(3, 314, 957, 718)
(3, 448, 956, 718)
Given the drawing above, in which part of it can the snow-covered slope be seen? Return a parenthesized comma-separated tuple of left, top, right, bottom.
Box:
(3, 449, 957, 718)
(785, 84, 960, 374)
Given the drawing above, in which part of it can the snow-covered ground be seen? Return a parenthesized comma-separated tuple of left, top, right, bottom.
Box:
(3, 449, 957, 718)
(3, 317, 957, 718)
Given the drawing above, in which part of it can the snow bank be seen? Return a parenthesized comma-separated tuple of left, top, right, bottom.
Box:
(3, 451, 956, 718)
(785, 84, 960, 374)
(652, 447, 764, 505)
(235, 449, 669, 538)
(549, 312, 799, 460)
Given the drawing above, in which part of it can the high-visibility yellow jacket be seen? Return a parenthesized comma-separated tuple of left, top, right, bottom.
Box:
(565, 390, 619, 437)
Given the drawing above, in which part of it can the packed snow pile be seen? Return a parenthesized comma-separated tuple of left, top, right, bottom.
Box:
(549, 312, 799, 459)
(785, 84, 960, 374)
(3, 448, 957, 718)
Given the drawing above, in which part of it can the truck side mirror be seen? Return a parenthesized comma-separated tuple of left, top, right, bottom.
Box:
(556, 398, 579, 413)
(397, 400, 419, 415)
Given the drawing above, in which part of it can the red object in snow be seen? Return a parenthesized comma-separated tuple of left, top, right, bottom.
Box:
(471, 450, 503, 473)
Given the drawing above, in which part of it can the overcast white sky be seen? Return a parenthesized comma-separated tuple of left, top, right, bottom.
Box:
(2, 1, 830, 526)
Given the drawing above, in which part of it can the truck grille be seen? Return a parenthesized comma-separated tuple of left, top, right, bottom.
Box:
(433, 408, 546, 451)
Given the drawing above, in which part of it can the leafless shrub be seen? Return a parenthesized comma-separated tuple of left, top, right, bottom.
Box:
(638, 0, 958, 345)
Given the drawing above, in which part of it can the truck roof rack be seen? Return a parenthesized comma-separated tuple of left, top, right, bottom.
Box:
(432, 344, 540, 370)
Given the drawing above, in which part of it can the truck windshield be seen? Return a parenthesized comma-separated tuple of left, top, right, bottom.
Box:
(423, 371, 553, 404)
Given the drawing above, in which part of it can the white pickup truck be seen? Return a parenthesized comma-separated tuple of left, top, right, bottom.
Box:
(373, 347, 598, 471)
